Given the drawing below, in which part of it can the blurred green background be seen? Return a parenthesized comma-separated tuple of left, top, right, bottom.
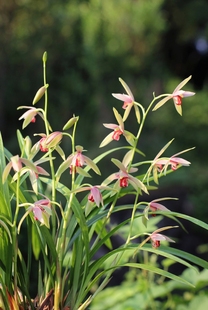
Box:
(1, 0, 208, 244)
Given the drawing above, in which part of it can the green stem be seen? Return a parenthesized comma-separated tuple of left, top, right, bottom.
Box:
(12, 174, 20, 303)
(54, 117, 78, 309)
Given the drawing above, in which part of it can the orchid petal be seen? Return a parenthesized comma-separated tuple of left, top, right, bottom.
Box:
(123, 130, 136, 147)
(112, 93, 133, 103)
(118, 78, 134, 100)
(83, 155, 101, 175)
(113, 108, 124, 128)
(151, 233, 175, 243)
(122, 150, 134, 167)
(173, 75, 192, 93)
(128, 175, 148, 194)
(111, 158, 126, 172)
(152, 96, 171, 111)
(103, 123, 119, 130)
(123, 103, 133, 122)
(174, 102, 182, 116)
(133, 104, 141, 123)
(99, 132, 113, 148)
(150, 202, 170, 212)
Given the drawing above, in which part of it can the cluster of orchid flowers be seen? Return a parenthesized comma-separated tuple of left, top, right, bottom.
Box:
(2, 74, 195, 248)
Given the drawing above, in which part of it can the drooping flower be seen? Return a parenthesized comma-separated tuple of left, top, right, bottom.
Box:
(18, 106, 44, 129)
(153, 76, 195, 115)
(150, 232, 175, 248)
(155, 156, 191, 172)
(112, 93, 134, 109)
(149, 201, 170, 216)
(38, 131, 63, 152)
(88, 186, 103, 208)
(2, 155, 33, 182)
(2, 155, 50, 194)
(143, 139, 194, 185)
(27, 199, 52, 227)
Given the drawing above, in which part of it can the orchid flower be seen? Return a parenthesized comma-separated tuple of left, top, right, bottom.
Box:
(21, 199, 52, 228)
(155, 155, 191, 172)
(102, 158, 148, 194)
(149, 201, 170, 216)
(88, 186, 104, 207)
(150, 232, 175, 248)
(37, 131, 63, 152)
(3, 155, 36, 182)
(143, 139, 194, 185)
(143, 199, 171, 225)
(18, 106, 44, 129)
(56, 145, 100, 179)
(153, 76, 195, 115)
(112, 78, 140, 122)
(100, 108, 135, 147)
(135, 226, 177, 254)
(2, 155, 50, 194)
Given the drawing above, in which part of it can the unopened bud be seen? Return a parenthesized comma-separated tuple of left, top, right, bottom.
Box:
(42, 51, 47, 63)
(63, 116, 79, 130)
(46, 131, 63, 148)
(32, 84, 49, 105)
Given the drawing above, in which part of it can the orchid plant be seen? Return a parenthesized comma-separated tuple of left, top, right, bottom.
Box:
(0, 52, 208, 310)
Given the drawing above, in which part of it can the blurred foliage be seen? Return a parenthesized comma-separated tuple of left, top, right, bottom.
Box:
(90, 265, 208, 310)
(0, 0, 208, 235)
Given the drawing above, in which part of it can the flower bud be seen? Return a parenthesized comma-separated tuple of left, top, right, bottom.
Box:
(32, 84, 49, 105)
(63, 116, 79, 130)
(42, 51, 47, 63)
(45, 131, 63, 149)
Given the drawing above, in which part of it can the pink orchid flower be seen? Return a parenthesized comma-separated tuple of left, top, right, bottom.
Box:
(2, 155, 49, 194)
(38, 131, 63, 152)
(150, 232, 175, 248)
(68, 146, 100, 175)
(112, 78, 140, 122)
(88, 186, 103, 207)
(18, 106, 44, 129)
(153, 76, 195, 115)
(28, 199, 52, 227)
(2, 155, 36, 181)
(149, 201, 170, 216)
(101, 110, 124, 147)
(155, 156, 191, 172)
(56, 145, 100, 178)
(103, 123, 124, 141)
(103, 158, 148, 193)
(100, 108, 135, 147)
(112, 93, 134, 110)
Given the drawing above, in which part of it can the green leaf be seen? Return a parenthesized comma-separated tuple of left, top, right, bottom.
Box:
(119, 262, 195, 287)
(70, 196, 90, 305)
(94, 219, 112, 250)
(32, 223, 41, 260)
